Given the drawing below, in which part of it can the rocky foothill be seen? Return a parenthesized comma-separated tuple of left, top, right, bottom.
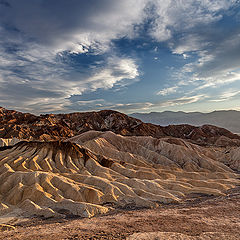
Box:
(0, 107, 240, 239)
(1, 107, 240, 147)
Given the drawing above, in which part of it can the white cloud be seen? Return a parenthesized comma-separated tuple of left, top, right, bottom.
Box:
(196, 71, 240, 90)
(1, 0, 148, 53)
(176, 32, 240, 92)
(74, 57, 140, 93)
(1, 0, 236, 56)
(149, 0, 237, 42)
(182, 54, 189, 59)
(168, 7, 240, 95)
(157, 86, 179, 96)
(170, 34, 211, 55)
(210, 90, 240, 102)
(160, 94, 208, 107)
(0, 28, 139, 113)
(66, 94, 207, 114)
(0, 0, 145, 112)
(109, 102, 154, 112)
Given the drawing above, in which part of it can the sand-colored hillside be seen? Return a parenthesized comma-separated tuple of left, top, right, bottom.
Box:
(229, 147, 240, 171)
(0, 131, 239, 223)
(68, 131, 237, 173)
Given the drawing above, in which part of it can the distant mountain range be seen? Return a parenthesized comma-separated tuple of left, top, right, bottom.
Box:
(130, 110, 240, 134)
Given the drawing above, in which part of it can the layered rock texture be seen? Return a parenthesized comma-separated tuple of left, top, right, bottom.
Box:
(1, 107, 240, 146)
(0, 107, 240, 222)
(0, 131, 239, 220)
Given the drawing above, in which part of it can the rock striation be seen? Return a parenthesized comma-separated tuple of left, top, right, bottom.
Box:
(0, 131, 239, 220)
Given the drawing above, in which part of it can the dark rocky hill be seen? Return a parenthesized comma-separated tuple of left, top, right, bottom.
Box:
(1, 107, 240, 146)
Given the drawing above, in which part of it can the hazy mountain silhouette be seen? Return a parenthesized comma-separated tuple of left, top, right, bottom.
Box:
(130, 110, 240, 134)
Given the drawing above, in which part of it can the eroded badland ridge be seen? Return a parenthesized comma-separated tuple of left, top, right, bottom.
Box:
(0, 107, 240, 239)
(1, 106, 240, 146)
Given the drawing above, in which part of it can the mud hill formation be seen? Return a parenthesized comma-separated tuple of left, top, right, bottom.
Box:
(1, 107, 240, 147)
(0, 131, 239, 220)
(0, 107, 240, 222)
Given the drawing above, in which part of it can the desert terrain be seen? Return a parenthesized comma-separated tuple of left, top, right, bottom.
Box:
(0, 189, 240, 240)
(0, 108, 240, 239)
(1, 0, 240, 239)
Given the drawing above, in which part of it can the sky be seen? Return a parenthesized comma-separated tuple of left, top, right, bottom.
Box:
(0, 0, 240, 114)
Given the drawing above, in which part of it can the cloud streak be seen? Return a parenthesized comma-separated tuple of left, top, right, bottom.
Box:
(66, 94, 208, 114)
(157, 86, 179, 96)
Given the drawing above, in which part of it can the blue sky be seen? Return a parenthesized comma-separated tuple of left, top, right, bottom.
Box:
(0, 0, 240, 114)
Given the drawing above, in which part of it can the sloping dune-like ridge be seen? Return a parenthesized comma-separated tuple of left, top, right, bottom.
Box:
(0, 133, 239, 221)
(229, 147, 240, 171)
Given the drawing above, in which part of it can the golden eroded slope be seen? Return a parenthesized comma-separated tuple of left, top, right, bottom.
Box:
(0, 132, 239, 222)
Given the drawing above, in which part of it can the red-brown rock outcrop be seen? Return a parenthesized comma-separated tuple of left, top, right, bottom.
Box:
(1, 107, 240, 146)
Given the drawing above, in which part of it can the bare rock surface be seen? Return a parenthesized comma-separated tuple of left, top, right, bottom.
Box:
(0, 131, 239, 223)
(0, 188, 239, 239)
(1, 107, 240, 239)
(1, 107, 240, 146)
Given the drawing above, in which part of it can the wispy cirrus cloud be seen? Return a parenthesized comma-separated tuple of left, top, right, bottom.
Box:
(167, 1, 240, 94)
(149, 0, 238, 41)
(210, 90, 240, 102)
(157, 86, 179, 96)
(65, 94, 208, 114)
(0, 51, 139, 113)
